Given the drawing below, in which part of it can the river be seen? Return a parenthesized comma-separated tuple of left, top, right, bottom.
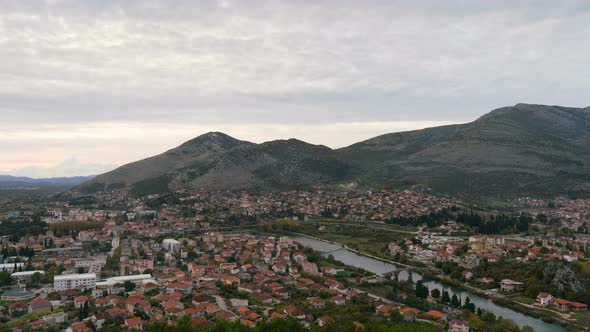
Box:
(289, 235, 566, 332)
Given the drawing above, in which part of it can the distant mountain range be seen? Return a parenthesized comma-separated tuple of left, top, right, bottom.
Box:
(0, 175, 94, 188)
(77, 103, 590, 198)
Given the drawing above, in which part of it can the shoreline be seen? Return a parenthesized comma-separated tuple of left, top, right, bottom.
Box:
(425, 273, 580, 331)
(286, 231, 578, 332)
(287, 231, 420, 270)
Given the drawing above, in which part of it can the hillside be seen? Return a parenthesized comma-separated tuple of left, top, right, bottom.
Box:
(339, 103, 590, 196)
(0, 175, 95, 199)
(77, 104, 590, 197)
(79, 133, 355, 195)
(0, 175, 94, 187)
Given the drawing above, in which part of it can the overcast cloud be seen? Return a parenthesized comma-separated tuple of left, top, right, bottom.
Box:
(1, 0, 589, 176)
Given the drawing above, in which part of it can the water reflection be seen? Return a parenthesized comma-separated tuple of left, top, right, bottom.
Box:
(290, 235, 565, 332)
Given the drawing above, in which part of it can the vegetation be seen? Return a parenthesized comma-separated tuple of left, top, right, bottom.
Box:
(146, 317, 438, 332)
(385, 209, 534, 235)
(130, 175, 172, 196)
(0, 220, 46, 240)
(103, 247, 122, 276)
(473, 258, 590, 304)
(267, 221, 407, 260)
(49, 220, 104, 236)
(68, 195, 97, 206)
(78, 182, 106, 194)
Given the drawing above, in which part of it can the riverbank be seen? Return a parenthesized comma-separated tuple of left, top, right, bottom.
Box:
(287, 229, 589, 331)
(424, 273, 583, 331)
(287, 233, 568, 332)
(288, 231, 420, 270)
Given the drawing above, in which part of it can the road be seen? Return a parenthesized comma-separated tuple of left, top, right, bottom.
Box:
(351, 288, 392, 304)
(214, 295, 228, 311)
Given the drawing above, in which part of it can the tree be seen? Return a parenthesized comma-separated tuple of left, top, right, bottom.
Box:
(26, 272, 43, 288)
(123, 280, 136, 292)
(536, 214, 548, 223)
(82, 301, 89, 319)
(482, 311, 496, 323)
(451, 294, 460, 307)
(0, 271, 13, 286)
(415, 280, 429, 299)
(390, 310, 404, 323)
(463, 296, 475, 312)
(441, 290, 451, 303)
(430, 288, 441, 299)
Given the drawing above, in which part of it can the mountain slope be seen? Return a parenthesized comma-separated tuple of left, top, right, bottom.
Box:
(0, 175, 94, 187)
(339, 103, 590, 196)
(77, 103, 590, 197)
(79, 133, 355, 194)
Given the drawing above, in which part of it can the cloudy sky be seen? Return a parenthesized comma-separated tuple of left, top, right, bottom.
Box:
(1, 0, 589, 177)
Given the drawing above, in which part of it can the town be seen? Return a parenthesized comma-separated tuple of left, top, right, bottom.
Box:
(0, 187, 588, 332)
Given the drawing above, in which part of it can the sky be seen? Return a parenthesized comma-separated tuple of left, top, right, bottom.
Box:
(1, 0, 590, 177)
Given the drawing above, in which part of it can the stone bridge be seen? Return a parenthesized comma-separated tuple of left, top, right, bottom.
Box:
(382, 268, 414, 279)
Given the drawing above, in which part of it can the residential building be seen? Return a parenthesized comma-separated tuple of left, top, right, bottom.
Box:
(449, 319, 469, 332)
(500, 279, 525, 293)
(535, 292, 554, 307)
(54, 273, 97, 291)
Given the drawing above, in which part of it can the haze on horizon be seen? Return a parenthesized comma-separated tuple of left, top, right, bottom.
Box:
(2, 0, 590, 178)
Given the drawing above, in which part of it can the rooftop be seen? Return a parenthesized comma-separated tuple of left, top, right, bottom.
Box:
(54, 273, 97, 281)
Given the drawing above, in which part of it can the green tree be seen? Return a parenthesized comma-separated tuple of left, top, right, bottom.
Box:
(415, 280, 429, 299)
(82, 301, 89, 319)
(430, 288, 441, 299)
(124, 280, 136, 292)
(463, 296, 475, 312)
(0, 271, 13, 286)
(441, 290, 451, 303)
(451, 294, 461, 307)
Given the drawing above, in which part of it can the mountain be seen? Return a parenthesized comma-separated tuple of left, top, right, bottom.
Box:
(77, 103, 590, 197)
(79, 132, 356, 195)
(0, 175, 94, 187)
(339, 103, 590, 196)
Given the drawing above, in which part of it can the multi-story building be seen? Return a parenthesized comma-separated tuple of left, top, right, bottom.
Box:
(54, 273, 97, 291)
(162, 239, 180, 252)
(0, 263, 25, 273)
(73, 256, 107, 269)
(535, 292, 554, 307)
(95, 274, 154, 289)
(500, 279, 525, 293)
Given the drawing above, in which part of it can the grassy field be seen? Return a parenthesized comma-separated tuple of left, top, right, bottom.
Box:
(317, 219, 418, 232)
(297, 222, 407, 258)
(510, 295, 535, 305)
(576, 261, 590, 278)
(570, 311, 590, 329)
(356, 284, 393, 298)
